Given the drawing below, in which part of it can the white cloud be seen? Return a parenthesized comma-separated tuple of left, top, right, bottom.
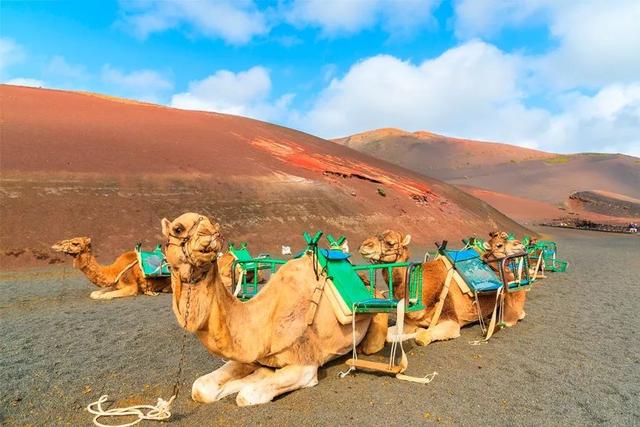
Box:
(0, 38, 25, 76)
(296, 41, 548, 146)
(285, 0, 440, 37)
(542, 83, 640, 156)
(538, 1, 640, 88)
(453, 0, 547, 39)
(171, 66, 293, 121)
(46, 56, 88, 81)
(454, 0, 640, 88)
(101, 65, 173, 102)
(4, 78, 45, 88)
(118, 0, 268, 44)
(292, 40, 640, 156)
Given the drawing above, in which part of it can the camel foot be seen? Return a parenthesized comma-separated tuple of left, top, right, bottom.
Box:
(191, 362, 262, 403)
(415, 328, 432, 346)
(519, 311, 526, 320)
(90, 290, 104, 300)
(235, 365, 318, 407)
(144, 291, 159, 296)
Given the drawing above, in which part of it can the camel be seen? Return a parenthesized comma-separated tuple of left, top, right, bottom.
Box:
(51, 237, 172, 299)
(51, 236, 262, 300)
(359, 230, 528, 347)
(161, 213, 385, 406)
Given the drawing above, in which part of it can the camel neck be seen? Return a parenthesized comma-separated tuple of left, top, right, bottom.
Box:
(75, 251, 113, 287)
(178, 265, 259, 361)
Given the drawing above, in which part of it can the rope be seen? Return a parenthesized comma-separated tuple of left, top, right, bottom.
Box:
(337, 304, 358, 379)
(86, 282, 193, 426)
(87, 395, 174, 427)
(396, 372, 438, 384)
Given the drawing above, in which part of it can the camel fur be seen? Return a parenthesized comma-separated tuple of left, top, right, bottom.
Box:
(359, 230, 528, 347)
(161, 213, 384, 407)
(51, 237, 172, 300)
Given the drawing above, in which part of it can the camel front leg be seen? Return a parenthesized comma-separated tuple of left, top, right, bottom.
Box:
(415, 319, 461, 346)
(91, 285, 138, 300)
(192, 361, 262, 403)
(236, 365, 318, 407)
(358, 313, 388, 355)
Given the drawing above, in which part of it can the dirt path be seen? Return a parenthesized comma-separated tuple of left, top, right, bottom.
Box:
(1, 227, 638, 426)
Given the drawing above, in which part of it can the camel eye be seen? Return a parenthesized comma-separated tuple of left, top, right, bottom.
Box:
(173, 225, 184, 234)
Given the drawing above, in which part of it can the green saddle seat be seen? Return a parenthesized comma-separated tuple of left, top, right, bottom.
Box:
(135, 244, 170, 278)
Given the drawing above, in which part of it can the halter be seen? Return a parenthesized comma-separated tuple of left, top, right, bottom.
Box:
(375, 233, 404, 261)
(165, 216, 224, 284)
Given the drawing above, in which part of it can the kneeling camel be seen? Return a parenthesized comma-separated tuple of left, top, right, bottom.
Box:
(359, 230, 528, 346)
(161, 213, 384, 406)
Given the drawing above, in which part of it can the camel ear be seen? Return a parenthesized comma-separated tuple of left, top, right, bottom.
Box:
(161, 218, 172, 238)
(83, 237, 92, 246)
(489, 231, 498, 238)
(483, 242, 491, 250)
(401, 234, 412, 247)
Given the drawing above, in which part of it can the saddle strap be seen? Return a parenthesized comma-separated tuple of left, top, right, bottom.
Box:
(306, 276, 327, 325)
(112, 260, 138, 285)
(484, 286, 504, 341)
(427, 267, 455, 331)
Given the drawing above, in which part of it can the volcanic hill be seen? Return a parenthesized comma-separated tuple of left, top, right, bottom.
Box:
(334, 128, 640, 225)
(0, 85, 528, 268)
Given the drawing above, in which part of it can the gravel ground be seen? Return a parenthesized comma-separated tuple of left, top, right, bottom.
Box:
(1, 227, 639, 426)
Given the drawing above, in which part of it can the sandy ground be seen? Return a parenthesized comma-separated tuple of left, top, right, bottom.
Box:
(1, 227, 639, 426)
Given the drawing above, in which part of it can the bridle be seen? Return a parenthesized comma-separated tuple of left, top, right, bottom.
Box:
(165, 216, 224, 284)
(375, 233, 404, 262)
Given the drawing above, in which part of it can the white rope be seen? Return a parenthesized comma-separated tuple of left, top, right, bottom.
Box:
(337, 304, 358, 378)
(87, 395, 174, 427)
(396, 371, 438, 384)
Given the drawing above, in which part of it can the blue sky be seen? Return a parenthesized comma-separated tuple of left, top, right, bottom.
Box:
(1, 0, 639, 156)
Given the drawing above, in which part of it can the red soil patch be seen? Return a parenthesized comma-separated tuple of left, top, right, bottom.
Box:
(250, 137, 435, 201)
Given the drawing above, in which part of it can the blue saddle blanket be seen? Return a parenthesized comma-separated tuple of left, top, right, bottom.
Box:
(443, 249, 502, 293)
(320, 249, 351, 260)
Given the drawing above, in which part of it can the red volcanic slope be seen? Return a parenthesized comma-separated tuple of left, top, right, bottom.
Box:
(334, 128, 553, 179)
(0, 85, 530, 268)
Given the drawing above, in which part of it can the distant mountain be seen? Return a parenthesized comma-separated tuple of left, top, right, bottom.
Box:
(334, 128, 640, 224)
(334, 128, 554, 180)
(0, 85, 529, 268)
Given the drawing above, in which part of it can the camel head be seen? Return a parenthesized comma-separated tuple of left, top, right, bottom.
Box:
(161, 213, 225, 284)
(51, 237, 92, 256)
(482, 231, 526, 261)
(359, 230, 411, 263)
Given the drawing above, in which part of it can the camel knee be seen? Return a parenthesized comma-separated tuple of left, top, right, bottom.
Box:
(192, 375, 222, 403)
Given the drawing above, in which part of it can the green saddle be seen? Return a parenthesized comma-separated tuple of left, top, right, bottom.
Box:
(313, 232, 424, 313)
(135, 244, 170, 278)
